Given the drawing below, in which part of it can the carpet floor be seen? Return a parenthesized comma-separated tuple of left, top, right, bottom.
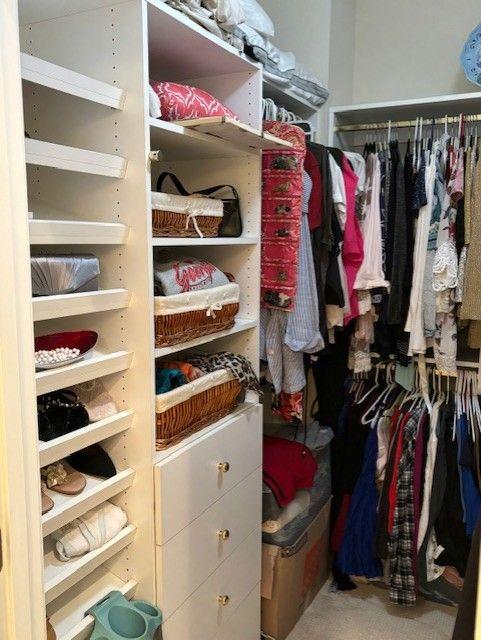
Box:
(287, 581, 457, 640)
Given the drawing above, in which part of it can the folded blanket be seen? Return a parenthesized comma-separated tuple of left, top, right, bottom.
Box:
(186, 352, 260, 393)
(203, 0, 244, 33)
(290, 62, 329, 100)
(52, 502, 127, 561)
(154, 253, 229, 296)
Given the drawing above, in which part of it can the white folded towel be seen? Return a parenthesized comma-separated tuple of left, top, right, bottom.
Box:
(52, 502, 128, 561)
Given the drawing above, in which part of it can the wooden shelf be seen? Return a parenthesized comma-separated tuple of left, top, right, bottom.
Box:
(42, 469, 135, 537)
(36, 350, 133, 396)
(150, 118, 256, 160)
(39, 410, 134, 467)
(25, 138, 127, 178)
(29, 219, 129, 245)
(263, 78, 320, 119)
(178, 116, 292, 152)
(44, 524, 136, 604)
(20, 52, 126, 109)
(33, 289, 131, 322)
(47, 567, 137, 640)
(152, 235, 259, 247)
(154, 317, 257, 358)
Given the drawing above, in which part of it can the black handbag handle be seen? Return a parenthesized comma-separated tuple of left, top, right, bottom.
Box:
(156, 172, 191, 196)
(193, 184, 240, 201)
(156, 172, 239, 201)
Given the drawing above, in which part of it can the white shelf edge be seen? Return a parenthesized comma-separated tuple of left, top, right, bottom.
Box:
(44, 524, 136, 604)
(32, 289, 131, 322)
(25, 139, 127, 178)
(154, 401, 259, 464)
(20, 52, 126, 109)
(56, 577, 138, 640)
(331, 90, 481, 115)
(154, 317, 257, 358)
(36, 350, 133, 396)
(29, 219, 129, 245)
(149, 117, 263, 158)
(152, 235, 259, 247)
(39, 410, 134, 467)
(177, 116, 293, 151)
(42, 469, 136, 537)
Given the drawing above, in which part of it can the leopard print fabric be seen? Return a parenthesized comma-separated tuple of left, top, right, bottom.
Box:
(185, 352, 260, 393)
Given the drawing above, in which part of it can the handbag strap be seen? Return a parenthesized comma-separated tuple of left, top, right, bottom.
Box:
(156, 172, 191, 196)
(193, 184, 240, 201)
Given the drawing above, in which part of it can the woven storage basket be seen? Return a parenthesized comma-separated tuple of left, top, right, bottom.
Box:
(154, 283, 239, 347)
(152, 191, 223, 238)
(156, 369, 242, 449)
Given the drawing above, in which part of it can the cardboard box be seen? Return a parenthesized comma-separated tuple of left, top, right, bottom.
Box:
(261, 498, 331, 640)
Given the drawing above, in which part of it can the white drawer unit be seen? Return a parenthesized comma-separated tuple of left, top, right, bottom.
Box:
(215, 582, 261, 640)
(161, 528, 261, 640)
(154, 404, 262, 545)
(157, 467, 261, 620)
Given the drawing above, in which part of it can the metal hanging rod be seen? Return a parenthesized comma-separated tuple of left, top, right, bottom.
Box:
(334, 113, 481, 133)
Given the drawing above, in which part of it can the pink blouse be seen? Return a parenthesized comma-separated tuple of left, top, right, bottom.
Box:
(341, 154, 364, 324)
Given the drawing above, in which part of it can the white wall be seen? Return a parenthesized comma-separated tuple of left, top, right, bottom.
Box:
(260, 0, 331, 90)
(352, 0, 480, 103)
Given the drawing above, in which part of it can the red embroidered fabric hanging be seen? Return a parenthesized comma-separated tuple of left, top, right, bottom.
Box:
(261, 121, 306, 312)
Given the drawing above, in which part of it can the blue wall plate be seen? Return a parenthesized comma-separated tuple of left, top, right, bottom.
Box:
(461, 23, 481, 87)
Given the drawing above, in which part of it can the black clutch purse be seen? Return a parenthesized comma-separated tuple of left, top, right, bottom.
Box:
(37, 390, 90, 442)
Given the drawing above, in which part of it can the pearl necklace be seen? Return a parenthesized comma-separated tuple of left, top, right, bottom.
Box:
(35, 347, 80, 366)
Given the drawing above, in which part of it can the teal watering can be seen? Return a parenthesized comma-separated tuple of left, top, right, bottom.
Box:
(88, 591, 162, 639)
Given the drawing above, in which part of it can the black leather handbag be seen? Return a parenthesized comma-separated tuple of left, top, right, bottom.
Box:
(156, 172, 242, 237)
(197, 184, 242, 237)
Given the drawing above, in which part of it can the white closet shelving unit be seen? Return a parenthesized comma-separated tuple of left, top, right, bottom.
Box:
(329, 92, 481, 387)
(2, 0, 289, 638)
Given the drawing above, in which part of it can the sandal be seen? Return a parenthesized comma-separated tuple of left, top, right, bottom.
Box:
(41, 461, 86, 496)
(41, 488, 54, 515)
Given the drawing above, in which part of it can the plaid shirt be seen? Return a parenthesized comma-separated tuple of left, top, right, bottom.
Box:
(388, 409, 420, 605)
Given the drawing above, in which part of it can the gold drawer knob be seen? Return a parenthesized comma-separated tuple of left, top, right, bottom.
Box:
(217, 529, 230, 540)
(217, 461, 230, 473)
(217, 595, 230, 606)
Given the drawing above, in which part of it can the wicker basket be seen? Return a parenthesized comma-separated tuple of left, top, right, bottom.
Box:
(155, 370, 242, 449)
(152, 191, 223, 238)
(152, 210, 222, 237)
(154, 283, 239, 347)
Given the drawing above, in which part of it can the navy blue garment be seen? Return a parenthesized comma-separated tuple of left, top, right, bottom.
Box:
(457, 413, 481, 537)
(336, 425, 383, 579)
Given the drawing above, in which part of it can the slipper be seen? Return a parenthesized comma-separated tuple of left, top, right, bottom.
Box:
(41, 461, 86, 496)
(46, 618, 56, 640)
(41, 490, 54, 515)
(67, 444, 116, 479)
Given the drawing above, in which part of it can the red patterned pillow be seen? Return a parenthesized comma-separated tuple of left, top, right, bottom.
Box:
(150, 81, 237, 122)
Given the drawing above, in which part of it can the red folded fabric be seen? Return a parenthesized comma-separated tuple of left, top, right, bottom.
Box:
(263, 436, 317, 507)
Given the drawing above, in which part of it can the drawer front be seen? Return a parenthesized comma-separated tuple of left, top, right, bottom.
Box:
(215, 583, 261, 640)
(157, 467, 262, 620)
(155, 404, 262, 544)
(161, 528, 261, 640)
